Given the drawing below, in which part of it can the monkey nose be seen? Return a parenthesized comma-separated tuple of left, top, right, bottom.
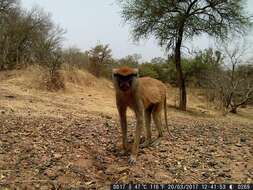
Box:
(120, 84, 130, 91)
(120, 86, 129, 91)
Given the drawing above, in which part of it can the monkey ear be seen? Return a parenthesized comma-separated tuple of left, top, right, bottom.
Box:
(112, 68, 118, 79)
(133, 68, 139, 77)
(112, 68, 118, 74)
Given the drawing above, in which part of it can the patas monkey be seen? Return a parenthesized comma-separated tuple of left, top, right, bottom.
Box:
(112, 66, 172, 164)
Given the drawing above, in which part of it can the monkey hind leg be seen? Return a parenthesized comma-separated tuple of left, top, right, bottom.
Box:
(151, 103, 168, 147)
(140, 108, 152, 148)
(129, 111, 144, 165)
(152, 103, 164, 138)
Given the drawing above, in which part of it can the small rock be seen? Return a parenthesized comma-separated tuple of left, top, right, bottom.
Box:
(53, 153, 62, 159)
(72, 158, 93, 169)
(85, 181, 95, 186)
(168, 166, 177, 174)
(45, 169, 58, 179)
(118, 166, 130, 174)
(97, 170, 104, 175)
(105, 115, 112, 119)
(155, 171, 172, 180)
(40, 186, 50, 190)
(235, 143, 242, 147)
(218, 172, 231, 178)
(0, 174, 5, 180)
(118, 175, 129, 183)
(182, 146, 188, 151)
(159, 148, 167, 153)
(160, 153, 167, 159)
(104, 122, 112, 128)
(5, 95, 15, 99)
(191, 161, 199, 168)
(207, 160, 217, 167)
(202, 172, 210, 178)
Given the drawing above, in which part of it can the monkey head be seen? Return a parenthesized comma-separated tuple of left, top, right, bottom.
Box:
(112, 67, 139, 92)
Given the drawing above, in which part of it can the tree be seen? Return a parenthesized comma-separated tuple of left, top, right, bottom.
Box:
(63, 47, 89, 69)
(88, 44, 112, 77)
(218, 39, 253, 113)
(0, 0, 21, 69)
(150, 57, 171, 82)
(200, 38, 253, 113)
(117, 53, 141, 67)
(186, 48, 223, 86)
(118, 0, 252, 110)
(0, 0, 18, 14)
(0, 1, 64, 71)
(35, 25, 65, 75)
(139, 63, 159, 78)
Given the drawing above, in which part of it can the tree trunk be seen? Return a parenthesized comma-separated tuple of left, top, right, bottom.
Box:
(230, 107, 237, 114)
(174, 28, 187, 111)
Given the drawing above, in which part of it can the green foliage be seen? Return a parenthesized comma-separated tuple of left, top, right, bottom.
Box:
(117, 54, 141, 67)
(119, 0, 252, 48)
(136, 49, 224, 86)
(0, 0, 65, 90)
(118, 0, 252, 110)
(179, 48, 223, 86)
(88, 44, 112, 64)
(87, 44, 112, 77)
(0, 0, 65, 71)
(200, 45, 253, 113)
(139, 63, 159, 79)
(63, 47, 89, 69)
(237, 63, 253, 80)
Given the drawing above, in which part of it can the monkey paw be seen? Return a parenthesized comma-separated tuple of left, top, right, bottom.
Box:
(128, 155, 137, 165)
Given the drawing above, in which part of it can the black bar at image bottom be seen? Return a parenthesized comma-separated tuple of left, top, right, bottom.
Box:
(111, 184, 253, 190)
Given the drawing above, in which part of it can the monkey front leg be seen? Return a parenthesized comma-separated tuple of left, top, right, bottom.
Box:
(140, 109, 152, 148)
(129, 110, 144, 164)
(119, 107, 129, 154)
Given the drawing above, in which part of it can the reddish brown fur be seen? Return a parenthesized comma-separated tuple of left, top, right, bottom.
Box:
(113, 66, 172, 164)
(139, 77, 167, 109)
(113, 67, 138, 76)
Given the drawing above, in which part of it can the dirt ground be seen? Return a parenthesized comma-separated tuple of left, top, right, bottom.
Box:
(0, 70, 252, 189)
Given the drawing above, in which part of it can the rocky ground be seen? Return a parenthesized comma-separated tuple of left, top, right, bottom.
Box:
(0, 73, 252, 189)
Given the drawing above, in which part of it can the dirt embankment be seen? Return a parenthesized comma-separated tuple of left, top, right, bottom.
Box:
(0, 68, 252, 189)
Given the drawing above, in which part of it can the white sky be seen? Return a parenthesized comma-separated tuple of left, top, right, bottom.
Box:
(21, 0, 253, 61)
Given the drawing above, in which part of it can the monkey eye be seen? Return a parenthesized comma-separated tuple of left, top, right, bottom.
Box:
(115, 74, 137, 78)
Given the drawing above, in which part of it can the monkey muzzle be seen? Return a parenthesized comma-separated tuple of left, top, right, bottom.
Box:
(119, 82, 131, 91)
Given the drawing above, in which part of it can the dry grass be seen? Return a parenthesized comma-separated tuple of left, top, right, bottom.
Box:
(0, 66, 117, 118)
(1, 67, 252, 188)
(0, 66, 252, 123)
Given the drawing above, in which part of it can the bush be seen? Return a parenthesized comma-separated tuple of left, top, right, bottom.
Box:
(87, 44, 112, 77)
(139, 63, 159, 78)
(45, 70, 65, 91)
(0, 1, 65, 90)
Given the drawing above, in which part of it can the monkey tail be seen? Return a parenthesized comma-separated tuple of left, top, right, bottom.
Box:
(164, 95, 169, 132)
(164, 94, 174, 138)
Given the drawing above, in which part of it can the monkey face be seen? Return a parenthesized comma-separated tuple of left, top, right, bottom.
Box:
(112, 67, 139, 92)
(114, 74, 136, 92)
